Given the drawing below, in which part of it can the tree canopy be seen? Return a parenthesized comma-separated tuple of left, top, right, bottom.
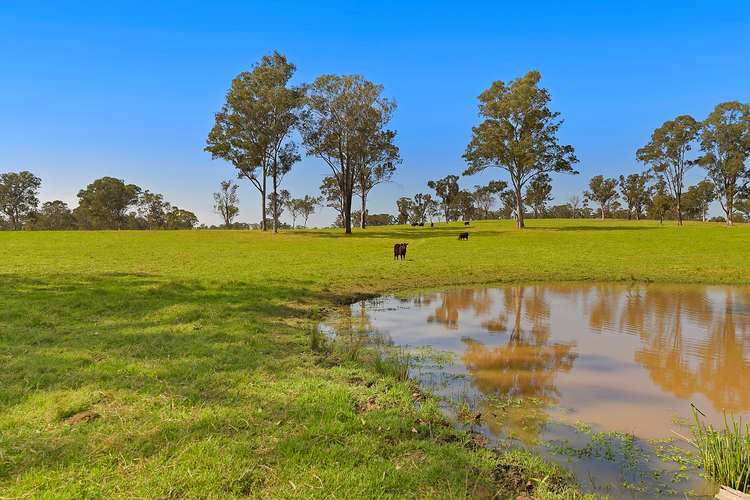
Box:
(463, 71, 578, 228)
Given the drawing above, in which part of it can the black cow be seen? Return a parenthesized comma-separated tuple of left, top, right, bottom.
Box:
(458, 232, 469, 240)
(464, 221, 470, 226)
(393, 242, 409, 260)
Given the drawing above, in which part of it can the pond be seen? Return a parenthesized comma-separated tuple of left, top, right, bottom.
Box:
(326, 284, 750, 498)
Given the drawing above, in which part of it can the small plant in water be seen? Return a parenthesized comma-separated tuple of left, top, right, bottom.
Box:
(373, 348, 410, 381)
(691, 406, 750, 493)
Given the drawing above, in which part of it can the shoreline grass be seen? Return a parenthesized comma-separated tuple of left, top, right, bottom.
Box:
(692, 408, 750, 493)
(1, 219, 748, 497)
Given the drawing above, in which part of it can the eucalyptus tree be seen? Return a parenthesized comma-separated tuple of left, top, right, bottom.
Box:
(697, 101, 750, 225)
(568, 194, 582, 219)
(585, 175, 618, 220)
(206, 51, 304, 232)
(463, 71, 578, 229)
(298, 195, 321, 227)
(473, 180, 507, 219)
(302, 74, 396, 234)
(618, 173, 651, 220)
(524, 173, 552, 218)
(33, 200, 75, 230)
(213, 180, 240, 227)
(0, 170, 41, 230)
(138, 190, 170, 229)
(76, 176, 141, 229)
(636, 115, 700, 225)
(354, 129, 399, 228)
(648, 177, 674, 224)
(681, 180, 716, 221)
(268, 189, 290, 227)
(396, 197, 412, 225)
(427, 175, 460, 222)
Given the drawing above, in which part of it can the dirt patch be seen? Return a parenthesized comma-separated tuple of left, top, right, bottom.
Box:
(356, 396, 379, 413)
(65, 410, 100, 425)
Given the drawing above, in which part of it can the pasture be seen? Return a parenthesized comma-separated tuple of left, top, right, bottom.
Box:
(1, 219, 748, 497)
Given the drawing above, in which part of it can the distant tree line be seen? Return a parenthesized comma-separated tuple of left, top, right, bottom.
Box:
(392, 76, 749, 227)
(0, 172, 198, 230)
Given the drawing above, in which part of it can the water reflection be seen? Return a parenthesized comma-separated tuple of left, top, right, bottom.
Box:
(356, 284, 750, 433)
(338, 284, 750, 497)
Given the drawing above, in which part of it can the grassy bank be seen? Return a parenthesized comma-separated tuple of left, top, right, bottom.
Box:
(1, 219, 748, 497)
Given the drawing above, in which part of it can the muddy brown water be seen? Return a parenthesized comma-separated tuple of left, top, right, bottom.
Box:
(326, 284, 750, 499)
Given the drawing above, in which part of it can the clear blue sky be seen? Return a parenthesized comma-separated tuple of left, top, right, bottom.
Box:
(2, 1, 748, 226)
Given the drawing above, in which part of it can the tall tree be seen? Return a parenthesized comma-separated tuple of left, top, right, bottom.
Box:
(298, 195, 321, 228)
(648, 177, 674, 223)
(427, 175, 460, 222)
(0, 170, 41, 230)
(697, 101, 750, 226)
(206, 51, 304, 232)
(165, 208, 199, 229)
(455, 190, 476, 221)
(302, 74, 396, 234)
(213, 180, 240, 227)
(618, 173, 651, 220)
(354, 129, 399, 228)
(31, 200, 76, 230)
(524, 173, 552, 218)
(473, 180, 507, 219)
(463, 71, 578, 229)
(396, 197, 413, 225)
(76, 177, 140, 229)
(409, 193, 436, 224)
(268, 146, 299, 231)
(568, 194, 582, 219)
(267, 189, 290, 227)
(138, 190, 170, 229)
(585, 175, 618, 220)
(682, 180, 716, 222)
(636, 115, 700, 225)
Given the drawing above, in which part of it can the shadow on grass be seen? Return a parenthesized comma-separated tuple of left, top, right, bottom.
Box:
(0, 272, 338, 480)
(285, 224, 507, 240)
(525, 224, 664, 231)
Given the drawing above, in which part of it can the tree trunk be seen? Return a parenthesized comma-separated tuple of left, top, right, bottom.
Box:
(271, 164, 278, 233)
(514, 185, 524, 229)
(260, 174, 267, 231)
(676, 195, 683, 226)
(344, 184, 353, 234)
(601, 205, 605, 220)
(360, 193, 367, 229)
(726, 195, 734, 226)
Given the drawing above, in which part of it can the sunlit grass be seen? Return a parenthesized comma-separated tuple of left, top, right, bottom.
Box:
(0, 219, 748, 497)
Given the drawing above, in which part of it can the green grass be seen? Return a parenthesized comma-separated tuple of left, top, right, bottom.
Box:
(0, 219, 748, 498)
(692, 408, 750, 492)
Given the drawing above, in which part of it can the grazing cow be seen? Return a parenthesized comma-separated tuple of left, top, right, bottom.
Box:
(393, 243, 409, 260)
(458, 232, 469, 240)
(410, 222, 418, 227)
(418, 222, 424, 227)
(464, 221, 470, 226)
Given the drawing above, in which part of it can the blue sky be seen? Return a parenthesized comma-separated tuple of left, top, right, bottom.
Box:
(1, 1, 748, 226)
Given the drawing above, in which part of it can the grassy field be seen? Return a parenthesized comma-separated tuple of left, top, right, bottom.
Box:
(1, 219, 748, 498)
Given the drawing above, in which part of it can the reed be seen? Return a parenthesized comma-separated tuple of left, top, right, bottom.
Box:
(691, 407, 750, 493)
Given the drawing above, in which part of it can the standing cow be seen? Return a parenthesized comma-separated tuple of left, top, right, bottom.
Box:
(393, 243, 409, 260)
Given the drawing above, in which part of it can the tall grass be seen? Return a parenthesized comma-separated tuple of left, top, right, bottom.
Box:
(373, 349, 411, 381)
(691, 407, 750, 493)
